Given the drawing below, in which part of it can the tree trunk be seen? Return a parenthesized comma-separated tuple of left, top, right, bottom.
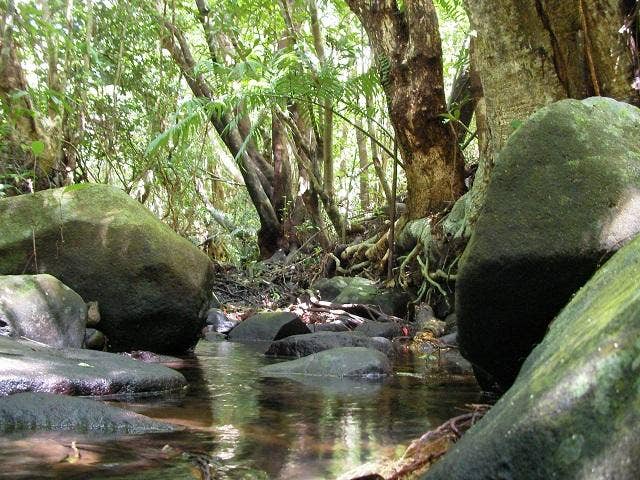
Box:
(161, 12, 282, 258)
(464, 0, 640, 227)
(355, 117, 370, 211)
(346, 0, 465, 219)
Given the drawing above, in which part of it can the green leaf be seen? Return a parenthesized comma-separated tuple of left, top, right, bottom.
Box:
(30, 140, 45, 156)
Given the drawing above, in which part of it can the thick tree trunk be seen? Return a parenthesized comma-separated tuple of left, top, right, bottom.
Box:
(465, 0, 640, 227)
(346, 0, 465, 219)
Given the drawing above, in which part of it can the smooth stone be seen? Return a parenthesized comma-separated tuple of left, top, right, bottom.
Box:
(0, 392, 177, 433)
(227, 311, 310, 343)
(260, 347, 392, 378)
(0, 274, 86, 348)
(0, 336, 186, 397)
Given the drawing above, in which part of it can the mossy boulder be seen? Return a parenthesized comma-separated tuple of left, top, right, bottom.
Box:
(0, 392, 177, 433)
(456, 97, 640, 388)
(0, 184, 215, 353)
(424, 225, 640, 480)
(260, 347, 392, 378)
(0, 274, 86, 348)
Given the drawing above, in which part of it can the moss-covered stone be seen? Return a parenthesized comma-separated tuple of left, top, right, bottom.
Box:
(0, 184, 215, 353)
(456, 97, 640, 388)
(0, 274, 86, 348)
(260, 347, 392, 378)
(424, 231, 640, 480)
(0, 392, 177, 433)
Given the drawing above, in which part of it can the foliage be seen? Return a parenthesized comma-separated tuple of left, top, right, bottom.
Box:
(0, 0, 472, 263)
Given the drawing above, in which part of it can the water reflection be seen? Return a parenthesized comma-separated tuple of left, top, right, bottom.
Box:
(0, 341, 480, 479)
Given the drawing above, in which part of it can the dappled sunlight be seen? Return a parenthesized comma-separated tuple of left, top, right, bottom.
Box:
(599, 188, 640, 250)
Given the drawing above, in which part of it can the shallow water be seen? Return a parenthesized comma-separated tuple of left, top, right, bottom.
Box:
(0, 340, 480, 479)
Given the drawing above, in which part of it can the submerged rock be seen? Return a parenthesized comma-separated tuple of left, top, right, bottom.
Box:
(354, 320, 402, 339)
(260, 347, 392, 378)
(0, 392, 177, 433)
(265, 331, 392, 357)
(0, 274, 86, 348)
(456, 98, 640, 388)
(227, 311, 310, 343)
(423, 232, 640, 480)
(0, 184, 215, 354)
(0, 336, 186, 396)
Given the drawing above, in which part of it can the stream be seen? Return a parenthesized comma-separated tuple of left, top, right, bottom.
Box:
(0, 340, 480, 479)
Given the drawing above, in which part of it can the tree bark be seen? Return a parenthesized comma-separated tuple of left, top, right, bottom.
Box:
(355, 117, 370, 210)
(161, 14, 282, 258)
(346, 0, 465, 219)
(464, 0, 640, 227)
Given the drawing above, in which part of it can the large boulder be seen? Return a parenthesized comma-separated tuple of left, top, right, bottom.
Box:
(0, 184, 215, 353)
(0, 392, 177, 433)
(227, 311, 310, 343)
(423, 232, 640, 480)
(260, 347, 392, 378)
(456, 97, 640, 388)
(265, 331, 392, 357)
(0, 274, 86, 348)
(0, 336, 186, 396)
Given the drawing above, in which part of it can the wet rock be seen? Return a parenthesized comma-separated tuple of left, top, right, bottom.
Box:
(0, 184, 215, 354)
(424, 232, 640, 480)
(204, 308, 238, 334)
(456, 98, 640, 389)
(0, 274, 86, 348)
(309, 320, 349, 333)
(84, 328, 106, 350)
(0, 392, 177, 433)
(265, 331, 392, 357)
(0, 336, 186, 396)
(354, 320, 402, 339)
(260, 347, 392, 378)
(227, 311, 310, 343)
(312, 276, 410, 316)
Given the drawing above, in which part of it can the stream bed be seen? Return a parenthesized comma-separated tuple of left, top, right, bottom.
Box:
(0, 340, 480, 479)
